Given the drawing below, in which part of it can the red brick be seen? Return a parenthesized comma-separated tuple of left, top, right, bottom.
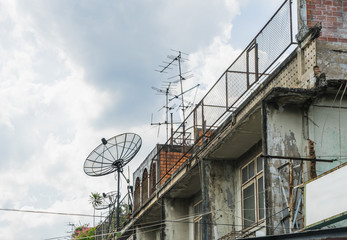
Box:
(307, 3, 315, 9)
(328, 37, 338, 41)
(338, 38, 347, 43)
(324, 0, 333, 4)
(333, 12, 342, 17)
(312, 0, 322, 3)
(327, 16, 337, 21)
(317, 15, 327, 20)
(323, 10, 333, 16)
(333, 21, 343, 27)
(312, 10, 323, 15)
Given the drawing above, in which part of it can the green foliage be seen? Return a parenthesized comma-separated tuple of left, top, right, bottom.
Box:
(89, 192, 103, 208)
(72, 224, 96, 240)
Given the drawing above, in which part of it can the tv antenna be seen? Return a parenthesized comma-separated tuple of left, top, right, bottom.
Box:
(84, 133, 142, 231)
(156, 50, 191, 121)
(155, 50, 199, 148)
(151, 82, 179, 140)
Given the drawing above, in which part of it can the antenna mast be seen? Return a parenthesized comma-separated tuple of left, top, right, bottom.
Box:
(155, 50, 197, 146)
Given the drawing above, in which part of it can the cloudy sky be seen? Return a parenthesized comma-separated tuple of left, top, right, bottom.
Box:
(0, 0, 287, 239)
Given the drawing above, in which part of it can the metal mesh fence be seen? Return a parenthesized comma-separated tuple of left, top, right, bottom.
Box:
(149, 0, 295, 195)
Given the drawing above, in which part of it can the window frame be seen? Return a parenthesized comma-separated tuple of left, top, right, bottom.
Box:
(193, 200, 203, 240)
(241, 154, 265, 230)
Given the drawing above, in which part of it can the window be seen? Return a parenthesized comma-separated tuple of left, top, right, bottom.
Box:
(241, 155, 264, 229)
(194, 201, 203, 240)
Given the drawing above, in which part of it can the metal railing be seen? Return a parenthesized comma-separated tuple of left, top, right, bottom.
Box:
(132, 0, 296, 215)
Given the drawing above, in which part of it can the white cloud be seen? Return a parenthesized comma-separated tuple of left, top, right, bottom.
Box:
(0, 0, 285, 239)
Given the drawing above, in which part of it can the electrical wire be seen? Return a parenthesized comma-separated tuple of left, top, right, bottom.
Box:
(44, 204, 295, 240)
(0, 208, 94, 217)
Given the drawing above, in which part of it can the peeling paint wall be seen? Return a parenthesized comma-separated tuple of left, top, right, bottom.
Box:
(205, 160, 235, 239)
(265, 103, 308, 235)
(316, 41, 347, 80)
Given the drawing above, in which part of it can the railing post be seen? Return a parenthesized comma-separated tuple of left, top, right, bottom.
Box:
(255, 41, 259, 82)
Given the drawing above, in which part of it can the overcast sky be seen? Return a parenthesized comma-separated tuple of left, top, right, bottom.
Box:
(0, 0, 287, 239)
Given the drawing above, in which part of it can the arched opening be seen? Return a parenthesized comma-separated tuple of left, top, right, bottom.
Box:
(142, 168, 149, 203)
(134, 177, 141, 211)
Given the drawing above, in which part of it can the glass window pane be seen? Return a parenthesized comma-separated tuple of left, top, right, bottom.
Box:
(242, 167, 248, 183)
(249, 161, 255, 178)
(257, 157, 263, 173)
(243, 183, 255, 228)
(258, 177, 264, 219)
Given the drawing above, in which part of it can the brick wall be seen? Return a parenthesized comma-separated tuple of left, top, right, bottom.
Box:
(149, 162, 156, 195)
(159, 150, 190, 185)
(306, 0, 347, 42)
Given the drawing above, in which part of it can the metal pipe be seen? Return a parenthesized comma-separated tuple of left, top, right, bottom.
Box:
(260, 154, 336, 162)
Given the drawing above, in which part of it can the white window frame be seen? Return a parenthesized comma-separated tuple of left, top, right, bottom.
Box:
(193, 200, 202, 240)
(241, 154, 265, 230)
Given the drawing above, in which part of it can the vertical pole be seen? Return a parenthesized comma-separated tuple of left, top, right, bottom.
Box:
(178, 52, 186, 152)
(166, 86, 169, 142)
(225, 72, 229, 110)
(117, 169, 121, 231)
(289, 0, 293, 43)
(170, 113, 174, 145)
(289, 159, 293, 233)
(255, 41, 259, 82)
(246, 47, 250, 89)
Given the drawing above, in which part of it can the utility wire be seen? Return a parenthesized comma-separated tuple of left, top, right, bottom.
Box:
(0, 208, 94, 217)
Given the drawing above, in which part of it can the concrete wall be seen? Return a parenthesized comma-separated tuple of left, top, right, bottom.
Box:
(164, 198, 189, 239)
(265, 102, 309, 235)
(308, 95, 347, 175)
(316, 41, 347, 80)
(135, 225, 160, 240)
(204, 160, 236, 239)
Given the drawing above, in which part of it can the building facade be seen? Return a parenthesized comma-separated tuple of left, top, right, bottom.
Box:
(116, 0, 347, 239)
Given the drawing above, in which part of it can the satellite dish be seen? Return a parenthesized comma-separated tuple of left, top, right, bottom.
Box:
(94, 191, 119, 210)
(84, 133, 142, 177)
(84, 133, 142, 230)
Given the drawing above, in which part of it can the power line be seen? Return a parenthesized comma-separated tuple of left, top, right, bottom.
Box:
(0, 208, 94, 217)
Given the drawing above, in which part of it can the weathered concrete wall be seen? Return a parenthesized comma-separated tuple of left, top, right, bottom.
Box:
(308, 95, 347, 175)
(316, 41, 347, 80)
(164, 198, 189, 239)
(204, 160, 236, 239)
(135, 225, 160, 240)
(265, 102, 308, 235)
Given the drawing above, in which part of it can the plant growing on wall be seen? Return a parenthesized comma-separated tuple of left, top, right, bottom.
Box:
(72, 224, 96, 240)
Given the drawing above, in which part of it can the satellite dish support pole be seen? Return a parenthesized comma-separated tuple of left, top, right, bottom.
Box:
(116, 168, 121, 231)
